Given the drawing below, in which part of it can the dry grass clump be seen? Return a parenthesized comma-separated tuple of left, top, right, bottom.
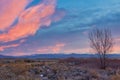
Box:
(8, 63, 29, 75)
(0, 64, 3, 67)
(110, 74, 120, 80)
(89, 70, 100, 79)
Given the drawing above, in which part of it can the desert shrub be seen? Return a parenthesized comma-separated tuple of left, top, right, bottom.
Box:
(110, 74, 120, 80)
(24, 59, 35, 63)
(89, 70, 100, 79)
(0, 64, 3, 67)
(8, 63, 30, 75)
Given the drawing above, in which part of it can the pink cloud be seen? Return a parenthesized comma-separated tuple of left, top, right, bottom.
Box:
(0, 39, 25, 51)
(0, 0, 56, 42)
(0, 44, 19, 51)
(52, 10, 66, 22)
(112, 38, 120, 53)
(113, 46, 120, 53)
(37, 43, 65, 53)
(52, 43, 65, 53)
(0, 0, 32, 31)
(4, 52, 27, 56)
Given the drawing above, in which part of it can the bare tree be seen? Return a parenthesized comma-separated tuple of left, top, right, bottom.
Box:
(89, 28, 113, 69)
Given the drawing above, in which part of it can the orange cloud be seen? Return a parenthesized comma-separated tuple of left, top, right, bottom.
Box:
(0, 0, 31, 31)
(113, 38, 120, 53)
(0, 0, 56, 42)
(37, 43, 65, 53)
(113, 46, 120, 53)
(52, 43, 65, 53)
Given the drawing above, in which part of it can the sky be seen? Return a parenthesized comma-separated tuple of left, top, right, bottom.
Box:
(0, 0, 120, 56)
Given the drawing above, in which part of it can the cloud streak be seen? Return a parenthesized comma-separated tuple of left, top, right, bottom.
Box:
(0, 39, 25, 51)
(37, 43, 65, 53)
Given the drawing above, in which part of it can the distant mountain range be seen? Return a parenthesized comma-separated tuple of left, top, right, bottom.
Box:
(19, 54, 96, 59)
(0, 55, 14, 58)
(0, 54, 120, 59)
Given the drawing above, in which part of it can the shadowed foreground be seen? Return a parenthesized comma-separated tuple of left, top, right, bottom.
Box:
(0, 58, 120, 80)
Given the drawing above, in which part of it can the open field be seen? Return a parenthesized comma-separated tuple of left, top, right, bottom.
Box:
(0, 58, 120, 80)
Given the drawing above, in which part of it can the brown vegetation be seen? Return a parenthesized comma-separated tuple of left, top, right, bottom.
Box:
(0, 58, 120, 80)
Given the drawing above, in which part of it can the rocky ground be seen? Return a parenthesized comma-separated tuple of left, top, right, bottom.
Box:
(0, 58, 120, 80)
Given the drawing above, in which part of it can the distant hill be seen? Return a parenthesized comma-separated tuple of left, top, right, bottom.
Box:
(0, 55, 14, 58)
(0, 54, 120, 59)
(18, 54, 96, 59)
(18, 54, 120, 59)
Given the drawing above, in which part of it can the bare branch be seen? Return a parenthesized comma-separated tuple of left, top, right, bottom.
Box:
(88, 28, 114, 69)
